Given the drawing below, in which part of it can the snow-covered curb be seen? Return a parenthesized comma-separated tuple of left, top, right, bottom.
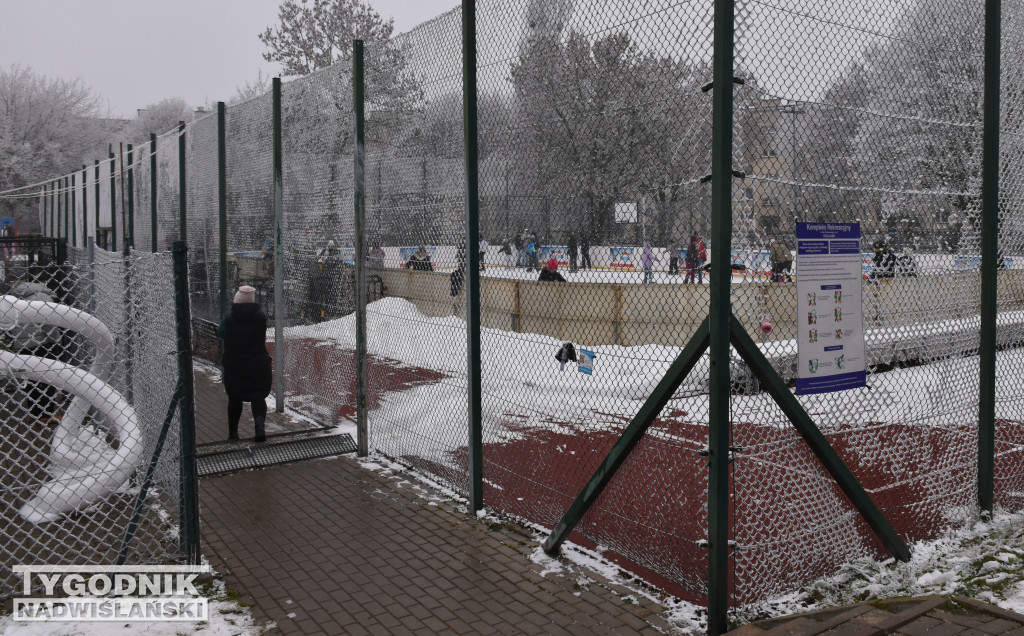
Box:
(739, 508, 1024, 624)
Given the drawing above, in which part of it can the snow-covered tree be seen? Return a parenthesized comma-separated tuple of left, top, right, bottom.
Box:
(259, 0, 395, 77)
(262, 0, 421, 161)
(847, 0, 1007, 251)
(230, 70, 272, 106)
(124, 97, 194, 143)
(850, 0, 1024, 253)
(796, 62, 874, 228)
(509, 30, 711, 243)
(0, 64, 110, 230)
(996, 4, 1024, 255)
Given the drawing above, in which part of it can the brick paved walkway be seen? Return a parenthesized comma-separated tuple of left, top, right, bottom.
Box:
(193, 365, 324, 446)
(192, 369, 1024, 635)
(200, 454, 690, 635)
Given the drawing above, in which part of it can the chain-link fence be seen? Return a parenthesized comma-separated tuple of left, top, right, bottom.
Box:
(0, 242, 195, 599)
(727, 0, 1024, 609)
(11, 0, 1024, 624)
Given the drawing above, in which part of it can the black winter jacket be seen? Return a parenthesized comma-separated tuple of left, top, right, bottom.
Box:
(217, 303, 273, 401)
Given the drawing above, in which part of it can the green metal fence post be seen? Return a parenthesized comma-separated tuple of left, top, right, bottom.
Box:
(979, 0, 1001, 515)
(217, 102, 228, 322)
(272, 78, 284, 411)
(88, 237, 95, 314)
(178, 123, 187, 243)
(151, 133, 158, 252)
(63, 176, 69, 242)
(43, 182, 49, 237)
(119, 144, 127, 248)
(109, 149, 117, 252)
(127, 144, 135, 250)
(81, 166, 88, 247)
(463, 0, 484, 514)
(272, 77, 285, 414)
(56, 178, 62, 240)
(70, 173, 76, 248)
(124, 148, 135, 405)
(94, 160, 100, 244)
(708, 0, 736, 632)
(55, 237, 68, 306)
(353, 42, 369, 457)
(174, 140, 195, 562)
(172, 240, 201, 564)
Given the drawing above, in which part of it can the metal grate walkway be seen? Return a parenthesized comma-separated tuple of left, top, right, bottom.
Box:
(197, 433, 357, 477)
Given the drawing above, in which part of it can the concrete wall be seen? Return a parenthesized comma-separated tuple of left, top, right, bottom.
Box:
(374, 268, 1024, 347)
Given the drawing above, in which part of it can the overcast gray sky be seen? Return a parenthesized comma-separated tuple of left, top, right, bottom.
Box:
(0, 0, 459, 119)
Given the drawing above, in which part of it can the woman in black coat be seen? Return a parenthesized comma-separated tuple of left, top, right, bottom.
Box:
(217, 286, 273, 441)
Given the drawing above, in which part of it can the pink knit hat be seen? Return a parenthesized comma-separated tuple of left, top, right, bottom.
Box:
(547, 258, 558, 270)
(234, 285, 256, 304)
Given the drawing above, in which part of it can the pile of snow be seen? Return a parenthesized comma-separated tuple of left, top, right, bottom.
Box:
(285, 297, 1024, 469)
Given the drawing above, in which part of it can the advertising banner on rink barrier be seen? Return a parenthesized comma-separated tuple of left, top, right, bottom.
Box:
(539, 246, 569, 267)
(795, 222, 866, 395)
(609, 247, 636, 269)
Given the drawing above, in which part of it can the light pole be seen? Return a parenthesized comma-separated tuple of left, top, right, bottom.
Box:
(779, 102, 805, 230)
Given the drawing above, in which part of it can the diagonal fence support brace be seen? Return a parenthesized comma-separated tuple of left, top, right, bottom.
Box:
(729, 316, 910, 562)
(543, 318, 710, 556)
(116, 388, 182, 565)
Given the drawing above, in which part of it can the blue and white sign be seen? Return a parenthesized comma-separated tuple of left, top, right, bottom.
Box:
(795, 222, 866, 395)
(540, 246, 569, 267)
(398, 246, 437, 263)
(954, 255, 1013, 271)
(578, 349, 596, 375)
(609, 247, 636, 269)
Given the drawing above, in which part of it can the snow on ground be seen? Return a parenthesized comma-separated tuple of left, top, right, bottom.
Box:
(280, 297, 1024, 467)
(739, 506, 1024, 623)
